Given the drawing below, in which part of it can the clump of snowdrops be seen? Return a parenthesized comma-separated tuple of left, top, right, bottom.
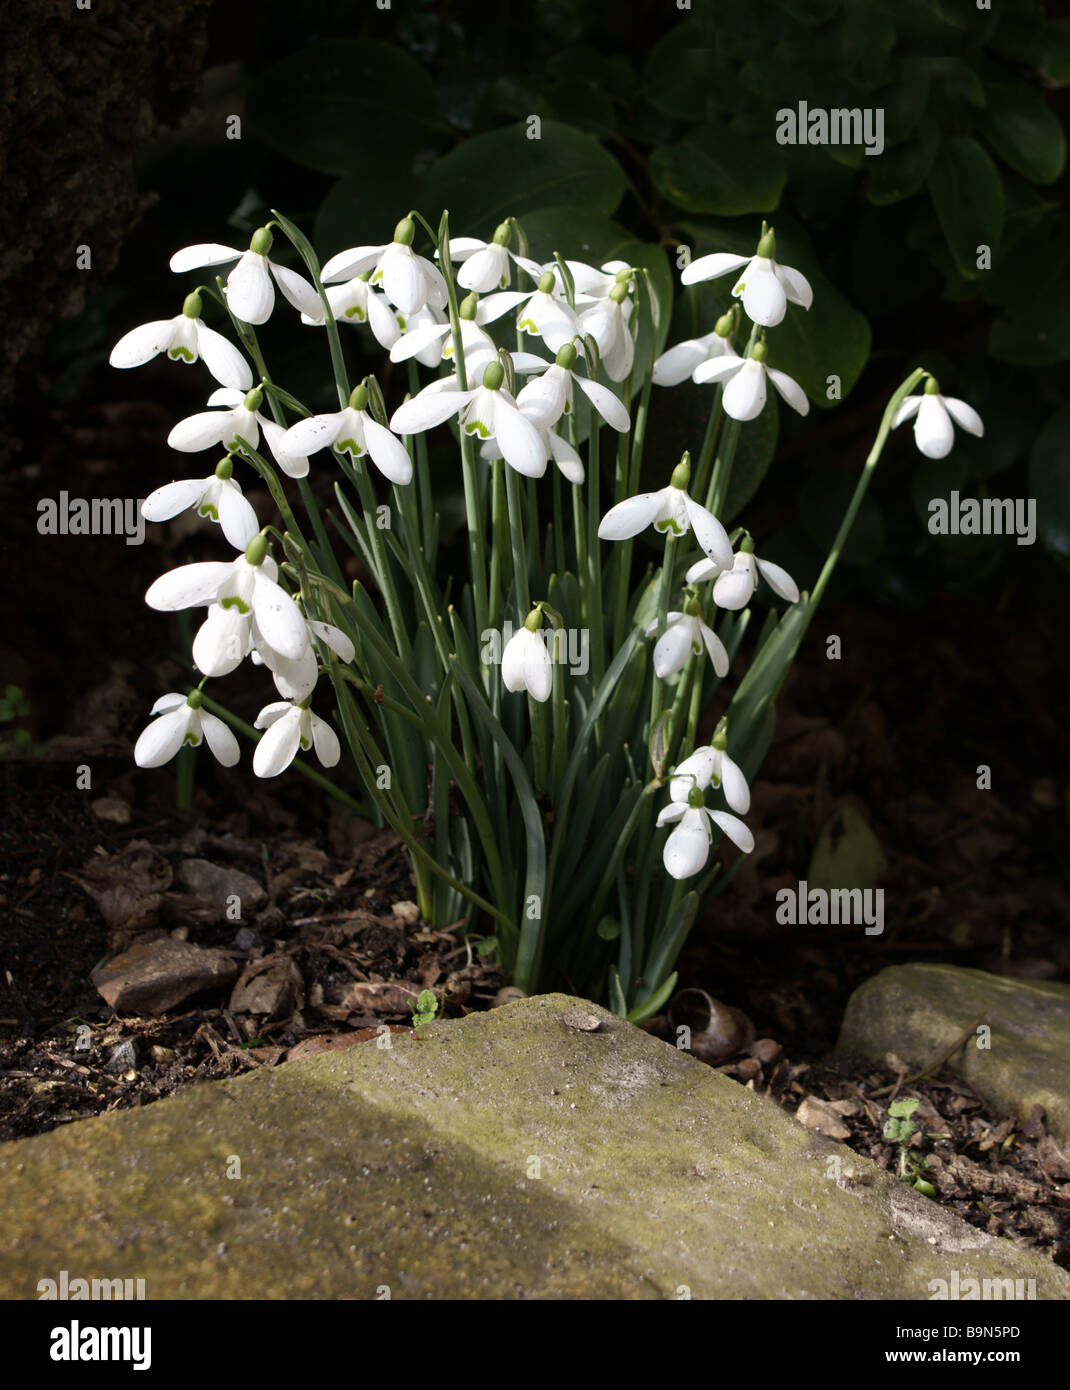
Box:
(112, 209, 980, 1016)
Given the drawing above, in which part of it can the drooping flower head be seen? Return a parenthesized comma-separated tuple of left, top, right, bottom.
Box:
(680, 225, 812, 328)
(597, 455, 733, 570)
(170, 228, 321, 326)
(892, 375, 984, 460)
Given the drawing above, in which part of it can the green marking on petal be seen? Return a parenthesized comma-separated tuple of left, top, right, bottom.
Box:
(336, 437, 362, 456)
(464, 420, 492, 440)
(198, 504, 220, 521)
(344, 306, 367, 322)
(221, 595, 251, 614)
(168, 346, 196, 363)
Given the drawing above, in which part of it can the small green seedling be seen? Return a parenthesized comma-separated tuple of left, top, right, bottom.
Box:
(884, 1097, 936, 1197)
(409, 989, 439, 1037)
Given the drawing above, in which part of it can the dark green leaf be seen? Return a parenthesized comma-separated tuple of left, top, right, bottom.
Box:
(247, 39, 441, 177)
(650, 126, 786, 216)
(417, 120, 627, 238)
(1028, 404, 1070, 569)
(927, 135, 1005, 279)
(979, 85, 1066, 186)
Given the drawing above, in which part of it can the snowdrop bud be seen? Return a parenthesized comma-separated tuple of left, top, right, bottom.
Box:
(756, 227, 776, 259)
(715, 311, 734, 337)
(925, 375, 941, 395)
(739, 533, 755, 554)
(245, 533, 269, 566)
(250, 227, 273, 256)
(349, 383, 369, 411)
(555, 343, 577, 370)
(609, 281, 630, 304)
(524, 607, 542, 633)
(538, 271, 556, 294)
(685, 594, 702, 617)
(460, 293, 479, 320)
(182, 291, 202, 318)
(670, 453, 691, 490)
(492, 220, 512, 247)
(482, 361, 505, 390)
(186, 689, 204, 710)
(712, 723, 728, 751)
(687, 786, 705, 809)
(393, 217, 416, 246)
(615, 267, 632, 284)
(243, 386, 264, 412)
(750, 340, 768, 364)
(214, 457, 234, 480)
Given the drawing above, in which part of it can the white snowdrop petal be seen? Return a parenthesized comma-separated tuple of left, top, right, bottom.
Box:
(109, 320, 175, 369)
(200, 712, 240, 767)
(280, 414, 343, 458)
(494, 398, 547, 478)
(914, 394, 954, 459)
(719, 753, 751, 815)
(892, 396, 922, 428)
(252, 575, 309, 661)
(722, 360, 767, 421)
(669, 747, 716, 803)
(653, 340, 713, 387)
(167, 411, 230, 452)
(679, 252, 749, 287)
(501, 631, 530, 693)
(321, 245, 382, 282)
(700, 622, 730, 678)
(141, 478, 207, 522)
(145, 561, 232, 610)
(663, 809, 712, 879)
(253, 711, 302, 777)
(653, 619, 694, 678)
(755, 557, 799, 604)
(150, 693, 188, 715)
(685, 557, 721, 584)
(134, 706, 194, 768)
(307, 621, 355, 664)
(656, 801, 688, 828)
(311, 715, 341, 768)
(597, 492, 664, 540)
(364, 416, 414, 485)
(766, 366, 810, 416)
(270, 262, 323, 320)
(548, 430, 584, 485)
(390, 388, 471, 434)
(254, 702, 292, 729)
(226, 253, 275, 324)
(524, 638, 553, 703)
(777, 263, 813, 310)
(741, 262, 788, 327)
(194, 324, 253, 390)
(575, 375, 630, 431)
(169, 243, 239, 274)
(943, 396, 984, 437)
(709, 809, 755, 854)
(216, 482, 260, 551)
(192, 605, 247, 677)
(712, 565, 754, 611)
(683, 496, 733, 570)
(691, 353, 744, 386)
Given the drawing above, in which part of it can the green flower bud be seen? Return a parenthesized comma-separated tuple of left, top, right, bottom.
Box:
(250, 227, 273, 257)
(492, 220, 512, 247)
(685, 594, 702, 618)
(214, 457, 234, 481)
(715, 312, 734, 338)
(756, 227, 776, 260)
(460, 292, 479, 321)
(750, 340, 768, 364)
(524, 608, 543, 634)
(924, 375, 940, 396)
(554, 343, 577, 370)
(671, 452, 692, 491)
(349, 383, 369, 412)
(393, 217, 416, 247)
(482, 361, 505, 391)
(245, 533, 269, 567)
(538, 270, 557, 295)
(609, 281, 630, 304)
(182, 291, 203, 319)
(739, 533, 755, 554)
(712, 724, 728, 751)
(186, 689, 204, 711)
(243, 387, 264, 412)
(687, 786, 705, 809)
(615, 267, 632, 283)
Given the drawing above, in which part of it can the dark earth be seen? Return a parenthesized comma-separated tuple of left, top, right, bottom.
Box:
(2, 378, 1069, 1271)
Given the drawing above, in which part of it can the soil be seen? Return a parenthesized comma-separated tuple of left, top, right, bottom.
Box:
(2, 379, 1069, 1272)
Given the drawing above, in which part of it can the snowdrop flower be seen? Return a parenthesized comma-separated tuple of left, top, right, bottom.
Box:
(110, 292, 253, 390)
(669, 726, 750, 815)
(483, 426, 584, 484)
(577, 279, 635, 382)
(657, 786, 754, 880)
(565, 258, 634, 303)
(321, 217, 447, 317)
(686, 536, 799, 610)
(891, 376, 984, 460)
(447, 221, 542, 293)
(692, 340, 808, 422)
(515, 343, 631, 433)
(680, 226, 812, 329)
(652, 313, 735, 388)
(252, 616, 356, 703)
(645, 598, 729, 679)
(277, 383, 413, 486)
(390, 296, 548, 382)
(145, 535, 309, 680)
(170, 228, 321, 326)
(166, 386, 310, 479)
(480, 270, 580, 354)
(253, 699, 341, 778)
(302, 274, 401, 351)
(391, 360, 546, 478)
(134, 691, 239, 769)
(597, 456, 733, 569)
(502, 610, 553, 702)
(141, 457, 259, 551)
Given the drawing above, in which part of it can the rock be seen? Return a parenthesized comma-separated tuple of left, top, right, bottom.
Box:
(229, 954, 303, 1020)
(90, 796, 131, 825)
(71, 842, 172, 941)
(838, 964, 1070, 1140)
(103, 1040, 139, 1074)
(391, 900, 420, 924)
(0, 994, 1063, 1300)
(176, 859, 266, 921)
(796, 1096, 851, 1141)
(91, 937, 239, 1016)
